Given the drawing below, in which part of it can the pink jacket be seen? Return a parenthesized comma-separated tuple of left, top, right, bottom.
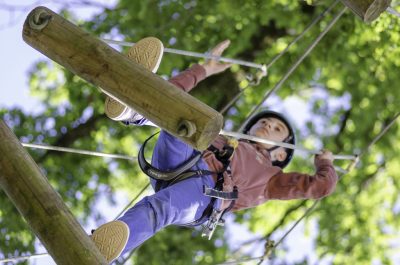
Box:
(169, 64, 338, 211)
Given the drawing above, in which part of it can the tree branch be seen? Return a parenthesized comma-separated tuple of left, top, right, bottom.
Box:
(334, 108, 352, 150)
(36, 114, 102, 163)
(0, 0, 111, 30)
(232, 200, 308, 255)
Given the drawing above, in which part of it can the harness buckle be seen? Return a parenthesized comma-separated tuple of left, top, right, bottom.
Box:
(201, 209, 225, 240)
(203, 186, 239, 200)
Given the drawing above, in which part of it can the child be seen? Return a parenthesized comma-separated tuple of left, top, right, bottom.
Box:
(92, 38, 338, 263)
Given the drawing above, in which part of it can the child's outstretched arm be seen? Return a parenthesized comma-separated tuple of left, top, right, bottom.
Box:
(266, 150, 338, 200)
(168, 40, 232, 92)
(201, 40, 233, 77)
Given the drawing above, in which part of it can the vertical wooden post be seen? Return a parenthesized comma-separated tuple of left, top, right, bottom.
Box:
(340, 0, 391, 22)
(22, 6, 223, 151)
(0, 120, 108, 265)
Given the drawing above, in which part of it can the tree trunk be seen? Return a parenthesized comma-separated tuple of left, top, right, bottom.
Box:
(0, 120, 108, 265)
(22, 6, 223, 150)
(340, 0, 391, 22)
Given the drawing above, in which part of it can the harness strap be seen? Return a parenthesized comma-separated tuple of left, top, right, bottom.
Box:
(138, 132, 203, 181)
(201, 186, 238, 239)
(137, 133, 238, 232)
(154, 169, 214, 192)
(199, 137, 239, 238)
(203, 186, 238, 200)
(207, 144, 234, 169)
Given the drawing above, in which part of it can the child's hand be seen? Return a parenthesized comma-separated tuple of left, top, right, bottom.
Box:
(202, 40, 233, 77)
(316, 149, 334, 162)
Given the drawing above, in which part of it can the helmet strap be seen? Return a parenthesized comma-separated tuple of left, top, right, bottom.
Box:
(266, 134, 293, 154)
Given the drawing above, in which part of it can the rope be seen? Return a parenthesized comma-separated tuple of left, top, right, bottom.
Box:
(238, 6, 347, 132)
(5, 3, 391, 263)
(387, 7, 400, 18)
(265, 0, 340, 69)
(21, 132, 356, 162)
(217, 111, 400, 265)
(0, 253, 48, 264)
(218, 256, 265, 265)
(354, 112, 400, 167)
(113, 183, 150, 220)
(103, 1, 340, 118)
(102, 39, 265, 70)
(0, 182, 152, 264)
(21, 142, 136, 161)
(218, 0, 339, 115)
(220, 130, 356, 160)
(218, 12, 350, 264)
(103, 1, 337, 88)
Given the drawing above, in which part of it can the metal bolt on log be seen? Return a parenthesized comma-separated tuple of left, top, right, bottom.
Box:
(340, 0, 391, 22)
(23, 6, 223, 150)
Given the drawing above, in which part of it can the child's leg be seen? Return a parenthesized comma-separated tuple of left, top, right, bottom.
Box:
(152, 131, 199, 169)
(146, 130, 204, 189)
(92, 131, 218, 259)
(118, 172, 215, 254)
(104, 37, 164, 122)
(118, 131, 217, 252)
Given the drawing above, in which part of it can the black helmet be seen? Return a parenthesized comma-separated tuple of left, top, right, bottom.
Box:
(243, 110, 296, 168)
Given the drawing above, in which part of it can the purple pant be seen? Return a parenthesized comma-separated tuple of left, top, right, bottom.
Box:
(119, 131, 219, 253)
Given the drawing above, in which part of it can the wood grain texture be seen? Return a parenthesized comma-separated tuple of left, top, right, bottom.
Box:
(0, 120, 108, 265)
(22, 6, 223, 150)
(340, 0, 391, 22)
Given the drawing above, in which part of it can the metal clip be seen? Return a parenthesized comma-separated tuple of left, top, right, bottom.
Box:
(201, 209, 225, 240)
(203, 186, 239, 200)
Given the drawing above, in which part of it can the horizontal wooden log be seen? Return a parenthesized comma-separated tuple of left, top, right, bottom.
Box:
(22, 6, 223, 151)
(0, 120, 108, 265)
(340, 0, 391, 22)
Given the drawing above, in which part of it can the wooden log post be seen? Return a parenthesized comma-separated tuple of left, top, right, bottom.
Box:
(340, 0, 391, 22)
(0, 120, 108, 265)
(22, 6, 223, 151)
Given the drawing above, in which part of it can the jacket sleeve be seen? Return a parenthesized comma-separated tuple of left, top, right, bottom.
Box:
(265, 158, 338, 200)
(168, 64, 207, 92)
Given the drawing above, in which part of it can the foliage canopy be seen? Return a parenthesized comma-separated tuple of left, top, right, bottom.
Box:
(1, 1, 399, 264)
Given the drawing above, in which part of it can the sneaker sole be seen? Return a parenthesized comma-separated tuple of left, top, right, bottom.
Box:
(105, 37, 164, 120)
(104, 97, 129, 120)
(127, 37, 164, 74)
(91, 220, 130, 263)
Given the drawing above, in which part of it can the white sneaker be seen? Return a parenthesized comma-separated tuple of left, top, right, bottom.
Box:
(91, 220, 130, 263)
(104, 37, 164, 121)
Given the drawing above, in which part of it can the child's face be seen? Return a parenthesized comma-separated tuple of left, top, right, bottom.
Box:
(248, 117, 289, 149)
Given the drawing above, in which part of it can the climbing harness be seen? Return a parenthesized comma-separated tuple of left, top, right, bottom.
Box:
(239, 6, 348, 129)
(137, 132, 239, 238)
(138, 133, 200, 181)
(137, 132, 212, 189)
(5, 1, 400, 264)
(217, 113, 400, 265)
(201, 137, 239, 239)
(201, 187, 238, 240)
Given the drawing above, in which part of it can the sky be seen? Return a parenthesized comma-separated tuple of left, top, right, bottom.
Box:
(0, 2, 319, 264)
(0, 0, 115, 113)
(0, 1, 121, 264)
(1, 1, 399, 265)
(0, 3, 42, 112)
